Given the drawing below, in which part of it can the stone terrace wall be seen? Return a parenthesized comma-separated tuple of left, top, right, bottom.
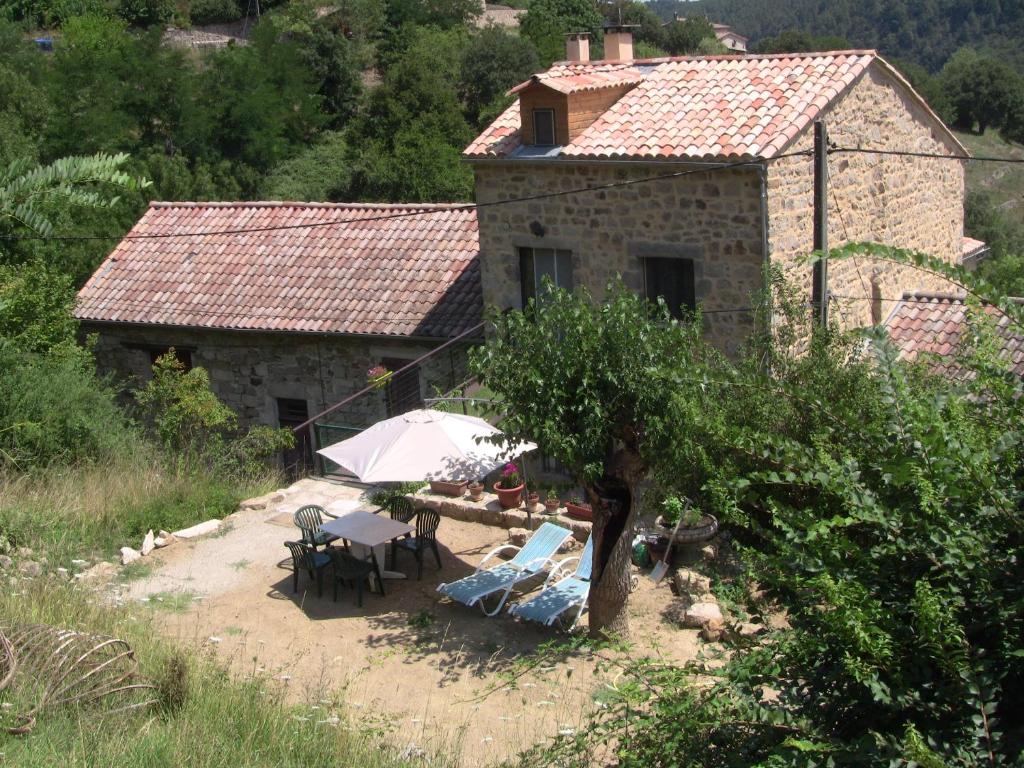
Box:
(472, 161, 765, 357)
(767, 64, 965, 334)
(83, 323, 471, 430)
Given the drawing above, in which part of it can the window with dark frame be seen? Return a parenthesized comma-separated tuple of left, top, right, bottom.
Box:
(519, 247, 573, 306)
(532, 108, 556, 146)
(643, 256, 696, 320)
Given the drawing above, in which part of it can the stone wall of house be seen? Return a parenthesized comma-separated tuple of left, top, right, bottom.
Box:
(471, 161, 765, 356)
(82, 323, 473, 432)
(766, 64, 965, 333)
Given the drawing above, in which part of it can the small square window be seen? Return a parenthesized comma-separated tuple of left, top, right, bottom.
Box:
(644, 257, 696, 319)
(533, 108, 556, 146)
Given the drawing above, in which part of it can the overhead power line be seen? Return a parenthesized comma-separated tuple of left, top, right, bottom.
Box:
(829, 146, 1024, 164)
(0, 153, 808, 243)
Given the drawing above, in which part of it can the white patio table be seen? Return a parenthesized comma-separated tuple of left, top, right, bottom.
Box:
(320, 511, 414, 596)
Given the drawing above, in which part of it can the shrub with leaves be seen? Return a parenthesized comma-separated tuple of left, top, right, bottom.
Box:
(517, 249, 1023, 765)
(136, 353, 293, 477)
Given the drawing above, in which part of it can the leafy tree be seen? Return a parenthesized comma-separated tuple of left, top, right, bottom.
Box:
(521, 0, 602, 65)
(345, 25, 474, 201)
(753, 27, 851, 54)
(939, 47, 1024, 134)
(661, 16, 715, 56)
(0, 152, 147, 239)
(187, 0, 241, 25)
(261, 131, 352, 201)
(186, 20, 327, 172)
(0, 260, 77, 354)
(43, 14, 139, 157)
(471, 284, 721, 636)
(116, 0, 174, 26)
(517, 249, 1024, 765)
(385, 0, 481, 30)
(459, 26, 539, 127)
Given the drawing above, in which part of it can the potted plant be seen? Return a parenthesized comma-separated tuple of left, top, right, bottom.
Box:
(656, 495, 718, 544)
(429, 479, 468, 497)
(526, 490, 541, 513)
(543, 488, 560, 514)
(564, 493, 593, 521)
(493, 462, 525, 509)
(467, 480, 485, 502)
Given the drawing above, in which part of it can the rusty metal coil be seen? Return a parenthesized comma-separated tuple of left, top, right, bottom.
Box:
(0, 623, 157, 735)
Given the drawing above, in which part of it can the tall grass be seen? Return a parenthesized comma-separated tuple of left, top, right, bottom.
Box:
(0, 448, 278, 566)
(0, 581, 417, 768)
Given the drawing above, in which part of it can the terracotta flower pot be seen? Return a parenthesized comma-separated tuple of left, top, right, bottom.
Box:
(565, 501, 593, 521)
(429, 480, 468, 497)
(526, 492, 541, 513)
(493, 482, 524, 509)
(467, 483, 485, 502)
(543, 499, 560, 514)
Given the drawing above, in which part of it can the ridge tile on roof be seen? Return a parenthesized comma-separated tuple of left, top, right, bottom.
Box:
(75, 202, 482, 339)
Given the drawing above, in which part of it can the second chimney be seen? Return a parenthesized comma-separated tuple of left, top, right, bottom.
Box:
(566, 32, 590, 63)
(603, 24, 635, 61)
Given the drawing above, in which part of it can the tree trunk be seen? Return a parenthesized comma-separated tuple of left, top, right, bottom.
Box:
(585, 448, 644, 639)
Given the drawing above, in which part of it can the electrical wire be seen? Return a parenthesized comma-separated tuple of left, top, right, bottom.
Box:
(829, 146, 1024, 163)
(0, 153, 809, 242)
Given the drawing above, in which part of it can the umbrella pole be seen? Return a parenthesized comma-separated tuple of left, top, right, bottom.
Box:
(520, 453, 532, 530)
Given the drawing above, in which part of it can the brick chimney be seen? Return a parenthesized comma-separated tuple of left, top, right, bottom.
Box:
(565, 32, 590, 63)
(603, 24, 636, 62)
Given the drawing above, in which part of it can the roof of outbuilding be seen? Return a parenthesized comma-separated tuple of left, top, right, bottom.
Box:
(884, 292, 1024, 379)
(75, 202, 482, 339)
(465, 50, 965, 161)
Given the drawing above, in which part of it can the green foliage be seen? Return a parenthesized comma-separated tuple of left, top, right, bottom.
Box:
(0, 152, 148, 238)
(117, 0, 174, 25)
(459, 25, 538, 127)
(0, 260, 77, 353)
(186, 0, 240, 24)
(135, 353, 293, 477)
(260, 130, 352, 201)
(753, 28, 852, 55)
(520, 0, 602, 65)
(385, 0, 481, 29)
(523, 248, 1024, 765)
(939, 47, 1024, 135)
(662, 16, 715, 56)
(346, 25, 474, 201)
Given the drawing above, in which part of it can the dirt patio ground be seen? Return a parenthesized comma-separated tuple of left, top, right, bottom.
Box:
(123, 478, 706, 766)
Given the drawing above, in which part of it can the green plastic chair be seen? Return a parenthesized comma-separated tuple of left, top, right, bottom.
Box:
(327, 549, 376, 607)
(293, 504, 339, 550)
(393, 508, 442, 580)
(284, 540, 331, 597)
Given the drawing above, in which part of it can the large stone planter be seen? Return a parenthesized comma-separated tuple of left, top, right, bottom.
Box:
(565, 501, 593, 521)
(656, 514, 719, 545)
(429, 480, 468, 497)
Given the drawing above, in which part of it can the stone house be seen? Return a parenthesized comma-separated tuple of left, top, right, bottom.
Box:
(666, 16, 749, 53)
(75, 202, 481, 467)
(464, 32, 973, 356)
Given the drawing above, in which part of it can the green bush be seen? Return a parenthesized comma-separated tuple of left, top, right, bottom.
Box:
(186, 0, 240, 25)
(0, 345, 135, 469)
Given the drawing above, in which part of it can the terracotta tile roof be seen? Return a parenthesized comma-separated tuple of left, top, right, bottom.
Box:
(884, 292, 1024, 379)
(961, 236, 989, 260)
(508, 62, 646, 95)
(466, 50, 962, 161)
(75, 202, 481, 339)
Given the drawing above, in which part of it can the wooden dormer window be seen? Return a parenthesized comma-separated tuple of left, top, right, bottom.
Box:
(533, 109, 556, 146)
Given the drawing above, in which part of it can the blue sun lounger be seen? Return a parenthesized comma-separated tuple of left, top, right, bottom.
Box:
(437, 522, 571, 616)
(509, 535, 593, 630)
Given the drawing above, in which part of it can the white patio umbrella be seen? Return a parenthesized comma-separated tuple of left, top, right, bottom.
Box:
(316, 408, 536, 483)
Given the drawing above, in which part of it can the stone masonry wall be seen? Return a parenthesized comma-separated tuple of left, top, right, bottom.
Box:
(767, 64, 965, 333)
(471, 162, 765, 357)
(83, 323, 472, 431)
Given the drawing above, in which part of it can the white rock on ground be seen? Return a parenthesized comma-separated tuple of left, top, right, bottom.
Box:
(141, 530, 156, 556)
(673, 568, 712, 597)
(172, 519, 221, 539)
(120, 547, 142, 566)
(681, 601, 723, 629)
(0, 555, 11, 570)
(18, 561, 42, 577)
